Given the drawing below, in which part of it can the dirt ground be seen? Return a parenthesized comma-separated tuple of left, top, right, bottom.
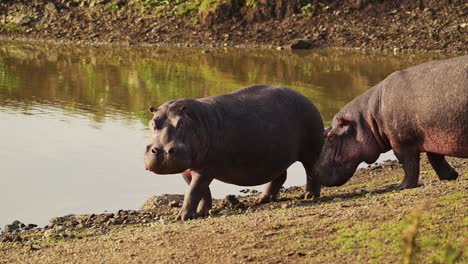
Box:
(0, 0, 467, 53)
(1, 157, 466, 263)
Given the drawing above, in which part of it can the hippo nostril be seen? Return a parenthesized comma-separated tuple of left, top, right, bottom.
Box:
(151, 147, 162, 156)
(168, 147, 175, 155)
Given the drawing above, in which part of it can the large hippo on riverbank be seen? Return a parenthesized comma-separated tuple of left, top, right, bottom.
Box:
(315, 55, 468, 189)
(144, 85, 324, 220)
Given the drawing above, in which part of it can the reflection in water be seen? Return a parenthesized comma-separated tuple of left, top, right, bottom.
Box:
(0, 42, 444, 124)
(0, 41, 445, 226)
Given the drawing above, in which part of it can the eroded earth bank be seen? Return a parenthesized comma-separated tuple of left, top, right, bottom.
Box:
(0, 0, 467, 53)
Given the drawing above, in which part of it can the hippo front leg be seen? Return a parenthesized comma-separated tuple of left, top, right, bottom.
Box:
(394, 146, 421, 190)
(178, 170, 214, 221)
(182, 170, 213, 217)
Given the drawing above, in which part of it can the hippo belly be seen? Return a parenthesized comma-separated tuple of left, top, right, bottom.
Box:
(214, 166, 292, 186)
(421, 128, 468, 158)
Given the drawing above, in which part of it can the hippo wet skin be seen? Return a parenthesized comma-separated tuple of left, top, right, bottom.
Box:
(315, 55, 468, 189)
(144, 85, 324, 220)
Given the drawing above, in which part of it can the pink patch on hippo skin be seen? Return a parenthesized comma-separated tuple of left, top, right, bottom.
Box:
(182, 169, 192, 180)
(419, 128, 468, 158)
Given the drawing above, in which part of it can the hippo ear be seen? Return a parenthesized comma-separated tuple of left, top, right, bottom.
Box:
(179, 105, 188, 114)
(149, 106, 157, 113)
(334, 117, 355, 135)
(339, 117, 355, 128)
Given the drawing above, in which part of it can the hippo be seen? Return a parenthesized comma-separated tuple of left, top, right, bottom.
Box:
(144, 85, 324, 220)
(315, 55, 468, 190)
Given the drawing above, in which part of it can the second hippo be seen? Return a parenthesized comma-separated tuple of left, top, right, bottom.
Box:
(144, 85, 324, 220)
(315, 55, 468, 189)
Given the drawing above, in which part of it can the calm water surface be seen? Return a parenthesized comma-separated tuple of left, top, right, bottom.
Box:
(0, 42, 445, 227)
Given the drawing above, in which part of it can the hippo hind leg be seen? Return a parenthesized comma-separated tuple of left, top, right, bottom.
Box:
(256, 172, 287, 204)
(427, 153, 459, 181)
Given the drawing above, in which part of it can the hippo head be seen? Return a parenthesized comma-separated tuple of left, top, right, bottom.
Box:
(144, 99, 202, 174)
(315, 113, 381, 187)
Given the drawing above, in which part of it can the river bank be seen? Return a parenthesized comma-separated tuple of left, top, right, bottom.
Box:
(0, 0, 467, 53)
(1, 158, 467, 263)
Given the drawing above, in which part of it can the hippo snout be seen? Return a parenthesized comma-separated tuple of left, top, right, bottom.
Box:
(144, 144, 191, 174)
(315, 165, 356, 187)
(144, 145, 162, 171)
(147, 145, 180, 159)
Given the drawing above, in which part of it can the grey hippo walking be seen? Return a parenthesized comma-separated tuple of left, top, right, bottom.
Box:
(144, 85, 324, 220)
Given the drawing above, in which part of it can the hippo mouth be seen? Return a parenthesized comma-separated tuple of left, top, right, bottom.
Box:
(316, 164, 357, 187)
(144, 153, 190, 174)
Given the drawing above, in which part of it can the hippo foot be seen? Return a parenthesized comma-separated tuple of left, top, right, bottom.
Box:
(196, 206, 211, 218)
(396, 182, 419, 190)
(438, 169, 459, 181)
(255, 194, 276, 205)
(303, 191, 320, 200)
(176, 209, 197, 221)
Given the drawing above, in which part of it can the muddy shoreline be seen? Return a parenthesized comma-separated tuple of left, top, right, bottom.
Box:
(0, 0, 467, 54)
(1, 158, 466, 243)
(1, 157, 466, 263)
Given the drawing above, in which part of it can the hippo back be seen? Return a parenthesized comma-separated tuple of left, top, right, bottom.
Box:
(379, 55, 468, 156)
(196, 85, 324, 185)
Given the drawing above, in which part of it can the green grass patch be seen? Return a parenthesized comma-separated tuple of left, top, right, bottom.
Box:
(199, 0, 216, 12)
(246, 0, 258, 9)
(198, 0, 233, 13)
(3, 22, 22, 32)
(437, 191, 466, 207)
(333, 221, 401, 258)
(175, 1, 199, 16)
(330, 201, 467, 263)
(299, 3, 316, 17)
(105, 1, 127, 11)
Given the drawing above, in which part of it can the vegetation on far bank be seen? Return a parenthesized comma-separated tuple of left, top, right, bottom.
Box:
(0, 0, 466, 53)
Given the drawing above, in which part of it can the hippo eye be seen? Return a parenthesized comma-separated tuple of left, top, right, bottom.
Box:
(153, 117, 164, 130)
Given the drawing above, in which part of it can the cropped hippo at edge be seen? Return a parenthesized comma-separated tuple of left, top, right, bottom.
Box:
(315, 55, 468, 189)
(144, 85, 324, 220)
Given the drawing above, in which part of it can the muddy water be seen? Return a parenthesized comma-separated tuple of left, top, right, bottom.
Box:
(0, 42, 445, 226)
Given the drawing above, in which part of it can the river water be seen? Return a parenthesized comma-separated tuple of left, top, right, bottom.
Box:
(0, 41, 445, 227)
